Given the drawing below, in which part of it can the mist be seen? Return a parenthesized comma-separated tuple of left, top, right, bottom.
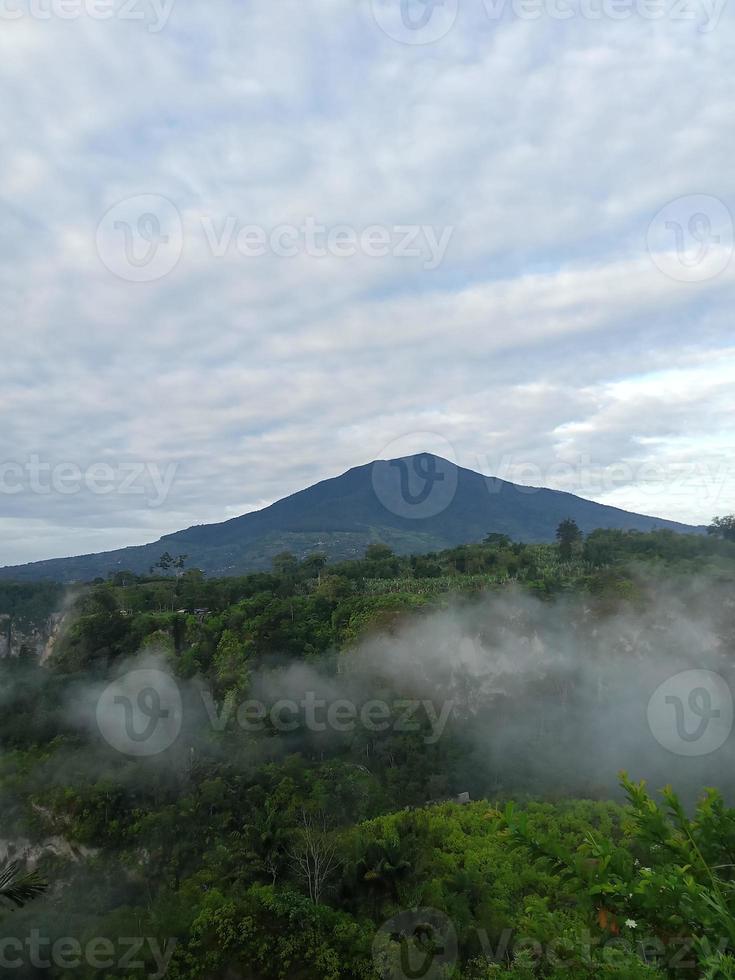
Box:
(56, 572, 735, 805)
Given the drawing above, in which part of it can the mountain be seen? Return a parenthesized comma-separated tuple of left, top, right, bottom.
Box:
(0, 454, 704, 582)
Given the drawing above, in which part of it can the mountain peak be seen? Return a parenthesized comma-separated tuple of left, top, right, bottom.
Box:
(0, 456, 702, 583)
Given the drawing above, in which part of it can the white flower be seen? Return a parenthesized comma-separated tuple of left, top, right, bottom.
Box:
(625, 919, 638, 929)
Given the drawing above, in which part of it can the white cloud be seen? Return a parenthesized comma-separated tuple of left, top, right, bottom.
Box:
(0, 1, 733, 564)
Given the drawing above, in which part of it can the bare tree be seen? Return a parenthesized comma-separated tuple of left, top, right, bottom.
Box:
(264, 852, 279, 886)
(288, 809, 341, 905)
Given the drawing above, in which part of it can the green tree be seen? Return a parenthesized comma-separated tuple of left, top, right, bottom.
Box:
(365, 543, 394, 562)
(484, 532, 511, 547)
(272, 551, 299, 576)
(302, 553, 328, 579)
(556, 518, 582, 559)
(708, 515, 735, 541)
(213, 628, 251, 693)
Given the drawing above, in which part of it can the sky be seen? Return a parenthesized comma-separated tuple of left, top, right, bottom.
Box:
(1, 0, 733, 566)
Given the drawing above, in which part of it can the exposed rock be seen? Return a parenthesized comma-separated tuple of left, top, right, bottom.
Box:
(0, 836, 99, 869)
(0, 611, 67, 661)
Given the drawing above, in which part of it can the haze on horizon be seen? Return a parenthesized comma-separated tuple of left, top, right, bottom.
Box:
(1, 0, 733, 567)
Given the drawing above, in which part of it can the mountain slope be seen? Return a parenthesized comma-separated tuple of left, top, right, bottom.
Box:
(0, 454, 703, 582)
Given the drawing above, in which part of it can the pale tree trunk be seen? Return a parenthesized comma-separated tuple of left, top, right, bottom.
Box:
(288, 810, 341, 904)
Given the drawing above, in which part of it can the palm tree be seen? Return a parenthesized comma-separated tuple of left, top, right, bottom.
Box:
(0, 861, 47, 909)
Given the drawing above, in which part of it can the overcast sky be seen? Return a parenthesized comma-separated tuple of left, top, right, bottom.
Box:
(1, 0, 733, 566)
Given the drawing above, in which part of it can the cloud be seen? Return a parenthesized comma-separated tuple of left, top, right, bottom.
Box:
(0, 1, 733, 563)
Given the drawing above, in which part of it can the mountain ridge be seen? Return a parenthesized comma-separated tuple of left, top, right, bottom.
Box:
(0, 454, 704, 582)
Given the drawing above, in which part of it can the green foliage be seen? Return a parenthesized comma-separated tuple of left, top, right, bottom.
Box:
(2, 530, 735, 977)
(0, 581, 66, 626)
(0, 861, 47, 909)
(505, 774, 735, 976)
(556, 518, 582, 559)
(709, 515, 735, 542)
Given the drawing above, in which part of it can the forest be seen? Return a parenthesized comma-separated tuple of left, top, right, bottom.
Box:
(1, 526, 735, 978)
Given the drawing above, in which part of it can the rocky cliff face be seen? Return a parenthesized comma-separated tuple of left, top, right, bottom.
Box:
(0, 833, 98, 868)
(0, 611, 66, 660)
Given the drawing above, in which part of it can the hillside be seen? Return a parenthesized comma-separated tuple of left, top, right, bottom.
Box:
(2, 530, 735, 978)
(0, 453, 703, 582)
